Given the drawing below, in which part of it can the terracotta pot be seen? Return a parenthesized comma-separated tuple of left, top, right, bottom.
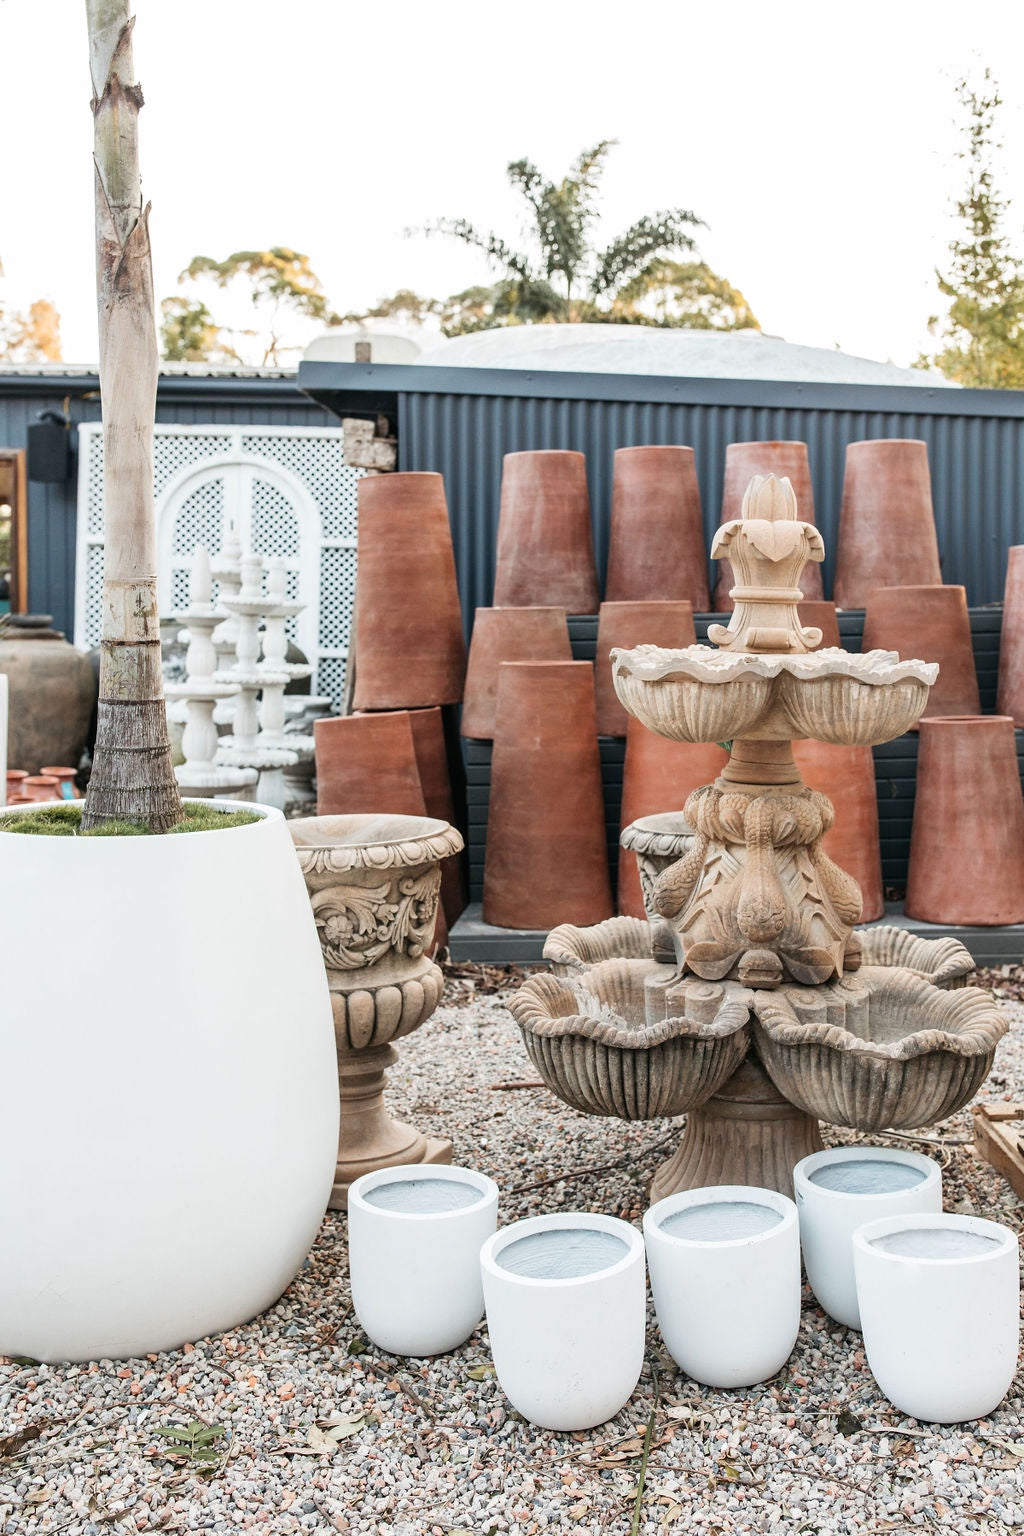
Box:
(862, 586, 980, 720)
(493, 452, 599, 612)
(797, 601, 841, 650)
(792, 739, 884, 921)
(997, 546, 1024, 725)
(714, 443, 822, 609)
(618, 720, 727, 918)
(461, 607, 572, 739)
(605, 447, 710, 608)
(0, 615, 97, 774)
(406, 707, 466, 928)
(21, 775, 62, 803)
(6, 770, 28, 794)
(834, 440, 942, 608)
(39, 766, 80, 799)
(906, 716, 1024, 924)
(483, 661, 613, 929)
(351, 473, 467, 710)
(594, 601, 697, 736)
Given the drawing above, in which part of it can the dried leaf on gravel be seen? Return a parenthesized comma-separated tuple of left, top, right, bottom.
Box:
(836, 1407, 863, 1435)
(0, 1420, 48, 1458)
(465, 1363, 496, 1381)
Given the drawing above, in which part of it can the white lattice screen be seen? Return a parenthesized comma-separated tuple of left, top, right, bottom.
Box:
(75, 424, 363, 707)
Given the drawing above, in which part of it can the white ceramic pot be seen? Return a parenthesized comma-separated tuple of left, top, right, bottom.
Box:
(794, 1146, 942, 1329)
(0, 674, 8, 805)
(348, 1165, 499, 1356)
(644, 1185, 800, 1388)
(853, 1212, 1020, 1423)
(0, 800, 339, 1362)
(480, 1213, 646, 1431)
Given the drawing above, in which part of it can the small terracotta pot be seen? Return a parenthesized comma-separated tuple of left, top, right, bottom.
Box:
(997, 546, 1024, 726)
(618, 720, 727, 918)
(797, 601, 841, 650)
(493, 452, 599, 612)
(594, 601, 697, 736)
(606, 447, 710, 608)
(5, 770, 28, 792)
(906, 716, 1024, 924)
(461, 607, 572, 739)
(862, 586, 980, 720)
(714, 442, 822, 609)
(352, 473, 467, 710)
(39, 766, 80, 799)
(792, 739, 884, 921)
(834, 440, 942, 608)
(22, 775, 62, 803)
(483, 662, 613, 929)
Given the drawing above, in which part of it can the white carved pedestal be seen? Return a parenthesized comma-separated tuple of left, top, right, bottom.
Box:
(215, 552, 297, 809)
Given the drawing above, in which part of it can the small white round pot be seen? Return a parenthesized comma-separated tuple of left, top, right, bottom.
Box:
(0, 800, 339, 1362)
(348, 1165, 499, 1356)
(794, 1146, 942, 1329)
(644, 1185, 800, 1388)
(480, 1213, 646, 1431)
(853, 1212, 1020, 1423)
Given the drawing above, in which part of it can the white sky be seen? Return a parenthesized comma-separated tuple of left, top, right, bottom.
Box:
(2, 0, 1024, 368)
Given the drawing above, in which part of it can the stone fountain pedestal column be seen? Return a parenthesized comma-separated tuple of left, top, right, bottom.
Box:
(290, 813, 464, 1207)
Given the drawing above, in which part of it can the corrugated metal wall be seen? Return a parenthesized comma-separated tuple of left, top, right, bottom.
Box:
(0, 373, 332, 637)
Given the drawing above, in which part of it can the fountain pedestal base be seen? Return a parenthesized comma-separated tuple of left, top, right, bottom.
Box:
(331, 1043, 452, 1208)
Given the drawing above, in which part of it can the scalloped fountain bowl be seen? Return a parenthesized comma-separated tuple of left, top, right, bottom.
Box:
(508, 961, 752, 1120)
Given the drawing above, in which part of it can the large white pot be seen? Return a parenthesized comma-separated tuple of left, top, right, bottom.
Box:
(479, 1213, 646, 1431)
(853, 1212, 1020, 1423)
(644, 1185, 800, 1388)
(0, 800, 339, 1362)
(348, 1164, 499, 1356)
(794, 1147, 942, 1329)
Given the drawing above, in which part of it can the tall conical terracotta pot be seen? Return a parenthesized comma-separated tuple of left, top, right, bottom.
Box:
(618, 720, 727, 918)
(833, 440, 942, 608)
(461, 607, 572, 739)
(798, 601, 841, 650)
(906, 716, 1024, 924)
(792, 739, 884, 921)
(997, 545, 1024, 725)
(594, 601, 697, 736)
(351, 473, 467, 710)
(713, 442, 822, 609)
(407, 706, 466, 928)
(493, 451, 599, 612)
(862, 586, 980, 720)
(483, 661, 613, 929)
(605, 446, 710, 608)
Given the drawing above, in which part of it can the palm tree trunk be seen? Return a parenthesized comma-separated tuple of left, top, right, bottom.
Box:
(82, 0, 182, 830)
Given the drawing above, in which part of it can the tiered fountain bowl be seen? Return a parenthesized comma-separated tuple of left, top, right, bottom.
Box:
(509, 475, 1007, 1196)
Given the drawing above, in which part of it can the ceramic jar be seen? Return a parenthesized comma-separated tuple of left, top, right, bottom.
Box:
(0, 614, 97, 774)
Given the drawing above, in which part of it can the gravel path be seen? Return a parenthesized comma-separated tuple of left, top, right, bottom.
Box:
(2, 967, 1022, 1535)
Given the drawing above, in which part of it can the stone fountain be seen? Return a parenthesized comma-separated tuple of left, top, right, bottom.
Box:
(509, 475, 1007, 1196)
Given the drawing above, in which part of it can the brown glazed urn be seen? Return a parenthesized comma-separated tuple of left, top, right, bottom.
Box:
(797, 600, 842, 650)
(605, 446, 710, 608)
(617, 719, 727, 919)
(713, 442, 822, 609)
(351, 473, 467, 710)
(461, 607, 572, 739)
(997, 545, 1024, 725)
(791, 739, 884, 921)
(492, 451, 599, 612)
(862, 585, 980, 720)
(0, 615, 97, 775)
(483, 661, 613, 929)
(833, 440, 942, 608)
(906, 715, 1024, 924)
(594, 601, 697, 736)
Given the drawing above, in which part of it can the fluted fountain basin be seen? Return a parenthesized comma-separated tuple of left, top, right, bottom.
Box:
(857, 926, 975, 989)
(544, 916, 655, 976)
(751, 971, 1007, 1132)
(610, 646, 937, 746)
(509, 961, 751, 1120)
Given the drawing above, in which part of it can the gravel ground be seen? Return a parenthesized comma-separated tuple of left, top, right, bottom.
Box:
(2, 965, 1022, 1536)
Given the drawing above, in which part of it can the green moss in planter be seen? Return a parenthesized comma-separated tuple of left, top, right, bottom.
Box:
(0, 803, 263, 837)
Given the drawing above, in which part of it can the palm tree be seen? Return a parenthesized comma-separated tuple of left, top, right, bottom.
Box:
(427, 141, 758, 333)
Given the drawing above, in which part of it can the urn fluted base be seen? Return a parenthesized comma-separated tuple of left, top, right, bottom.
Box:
(331, 1037, 453, 1205)
(650, 1056, 824, 1200)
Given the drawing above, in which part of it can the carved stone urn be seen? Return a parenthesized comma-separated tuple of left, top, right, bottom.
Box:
(290, 813, 464, 1207)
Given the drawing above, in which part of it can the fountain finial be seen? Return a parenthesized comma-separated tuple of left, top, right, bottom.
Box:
(707, 474, 825, 655)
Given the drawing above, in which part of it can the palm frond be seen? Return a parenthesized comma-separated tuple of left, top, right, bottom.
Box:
(590, 210, 703, 298)
(424, 218, 534, 282)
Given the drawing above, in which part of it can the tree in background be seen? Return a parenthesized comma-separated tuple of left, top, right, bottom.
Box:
(161, 248, 341, 366)
(921, 71, 1024, 388)
(0, 260, 62, 362)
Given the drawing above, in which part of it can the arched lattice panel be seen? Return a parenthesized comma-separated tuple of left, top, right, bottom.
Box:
(168, 477, 226, 613)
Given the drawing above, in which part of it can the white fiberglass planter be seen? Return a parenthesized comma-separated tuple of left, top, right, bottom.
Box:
(348, 1165, 499, 1356)
(644, 1185, 800, 1388)
(0, 801, 339, 1363)
(480, 1213, 646, 1431)
(853, 1212, 1020, 1423)
(794, 1147, 942, 1329)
